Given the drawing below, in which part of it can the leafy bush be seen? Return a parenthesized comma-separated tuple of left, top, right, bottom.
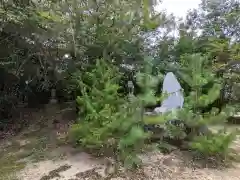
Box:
(150, 54, 237, 158)
(70, 59, 149, 168)
(190, 130, 237, 159)
(70, 59, 123, 146)
(177, 54, 237, 158)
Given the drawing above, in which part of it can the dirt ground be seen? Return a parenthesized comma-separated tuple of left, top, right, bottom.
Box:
(17, 148, 240, 180)
(1, 105, 240, 180)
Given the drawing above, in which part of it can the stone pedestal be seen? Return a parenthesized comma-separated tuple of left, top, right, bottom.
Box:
(49, 88, 58, 104)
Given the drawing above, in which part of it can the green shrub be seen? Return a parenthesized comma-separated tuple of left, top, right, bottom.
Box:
(176, 54, 236, 158)
(150, 54, 237, 158)
(190, 130, 237, 159)
(69, 59, 149, 168)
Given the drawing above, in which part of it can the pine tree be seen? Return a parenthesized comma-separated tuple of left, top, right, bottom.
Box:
(70, 59, 149, 168)
(70, 59, 124, 149)
(135, 56, 163, 118)
(143, 53, 238, 158)
(171, 53, 237, 158)
(177, 54, 233, 131)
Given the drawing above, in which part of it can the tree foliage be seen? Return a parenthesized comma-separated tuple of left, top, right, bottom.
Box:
(70, 59, 149, 168)
(0, 0, 239, 166)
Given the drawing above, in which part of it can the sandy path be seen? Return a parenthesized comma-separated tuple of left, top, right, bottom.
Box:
(17, 149, 240, 180)
(9, 107, 240, 180)
(18, 152, 106, 180)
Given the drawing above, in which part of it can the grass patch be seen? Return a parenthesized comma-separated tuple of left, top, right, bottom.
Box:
(0, 139, 26, 179)
(0, 134, 67, 180)
(0, 131, 60, 180)
(0, 153, 26, 180)
(21, 136, 52, 162)
(143, 115, 166, 125)
(20, 129, 67, 162)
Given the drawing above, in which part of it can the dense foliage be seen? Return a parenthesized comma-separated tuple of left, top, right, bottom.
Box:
(70, 59, 150, 168)
(0, 0, 239, 167)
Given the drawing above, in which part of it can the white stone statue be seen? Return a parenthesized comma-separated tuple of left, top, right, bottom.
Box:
(154, 72, 184, 114)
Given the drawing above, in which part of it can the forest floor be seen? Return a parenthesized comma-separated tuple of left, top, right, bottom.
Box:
(1, 104, 240, 180)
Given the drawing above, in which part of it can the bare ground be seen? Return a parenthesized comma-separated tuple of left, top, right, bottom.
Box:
(1, 105, 240, 180)
(17, 145, 240, 180)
